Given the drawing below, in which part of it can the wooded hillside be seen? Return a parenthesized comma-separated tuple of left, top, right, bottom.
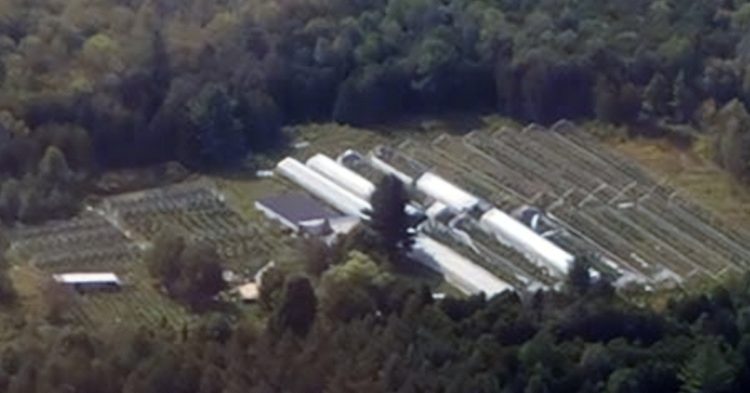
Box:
(2, 254, 750, 393)
(3, 0, 750, 221)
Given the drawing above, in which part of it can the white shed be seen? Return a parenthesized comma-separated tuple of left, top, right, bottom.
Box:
(276, 157, 372, 219)
(53, 272, 122, 292)
(415, 172, 480, 212)
(306, 153, 376, 200)
(479, 208, 574, 276)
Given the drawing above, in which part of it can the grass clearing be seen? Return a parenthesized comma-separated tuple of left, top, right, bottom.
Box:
(607, 136, 750, 227)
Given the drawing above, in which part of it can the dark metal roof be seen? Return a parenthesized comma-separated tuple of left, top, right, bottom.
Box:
(257, 193, 342, 225)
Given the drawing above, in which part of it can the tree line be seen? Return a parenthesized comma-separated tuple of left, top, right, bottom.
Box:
(5, 0, 750, 222)
(2, 248, 750, 393)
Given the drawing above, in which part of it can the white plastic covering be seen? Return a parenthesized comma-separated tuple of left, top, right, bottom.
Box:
(53, 272, 121, 285)
(306, 154, 376, 200)
(276, 157, 371, 218)
(410, 235, 512, 296)
(480, 208, 574, 276)
(368, 153, 414, 185)
(426, 202, 449, 220)
(416, 172, 480, 212)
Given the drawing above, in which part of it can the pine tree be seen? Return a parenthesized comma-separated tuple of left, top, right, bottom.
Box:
(272, 275, 317, 337)
(369, 175, 414, 265)
(38, 146, 73, 188)
(145, 230, 185, 290)
(672, 71, 697, 123)
(186, 84, 247, 169)
(678, 340, 737, 393)
(568, 255, 593, 296)
(0, 245, 16, 305)
(172, 242, 226, 310)
(594, 77, 620, 123)
(643, 73, 671, 117)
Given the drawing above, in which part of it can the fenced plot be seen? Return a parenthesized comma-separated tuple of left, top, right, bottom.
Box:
(104, 181, 281, 268)
(378, 124, 750, 289)
(9, 180, 286, 328)
(9, 213, 140, 271)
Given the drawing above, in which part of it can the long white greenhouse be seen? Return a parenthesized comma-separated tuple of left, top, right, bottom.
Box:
(480, 208, 574, 276)
(415, 172, 481, 212)
(410, 235, 513, 296)
(306, 153, 376, 200)
(276, 157, 371, 219)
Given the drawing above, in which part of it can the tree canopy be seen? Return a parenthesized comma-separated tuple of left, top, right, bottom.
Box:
(2, 0, 750, 223)
(368, 175, 414, 265)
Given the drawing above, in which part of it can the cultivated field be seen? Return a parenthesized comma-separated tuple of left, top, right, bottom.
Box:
(7, 180, 289, 328)
(385, 121, 750, 288)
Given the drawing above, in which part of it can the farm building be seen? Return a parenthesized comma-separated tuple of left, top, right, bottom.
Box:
(276, 157, 372, 219)
(235, 282, 260, 302)
(410, 235, 512, 296)
(480, 208, 574, 277)
(255, 193, 343, 234)
(368, 148, 416, 185)
(415, 172, 481, 212)
(53, 272, 122, 293)
(306, 153, 376, 200)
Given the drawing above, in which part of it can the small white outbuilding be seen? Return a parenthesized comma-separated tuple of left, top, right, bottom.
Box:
(53, 272, 122, 292)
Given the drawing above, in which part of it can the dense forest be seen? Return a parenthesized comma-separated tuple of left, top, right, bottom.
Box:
(3, 250, 750, 393)
(3, 0, 750, 222)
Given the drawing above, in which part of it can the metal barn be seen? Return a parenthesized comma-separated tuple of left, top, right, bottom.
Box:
(410, 235, 513, 296)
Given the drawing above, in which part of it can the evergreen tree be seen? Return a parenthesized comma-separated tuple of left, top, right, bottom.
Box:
(38, 146, 73, 188)
(301, 238, 332, 277)
(525, 365, 552, 393)
(272, 275, 317, 337)
(235, 90, 283, 152)
(643, 73, 671, 117)
(145, 230, 185, 289)
(606, 368, 640, 393)
(186, 84, 247, 169)
(172, 242, 226, 310)
(568, 255, 594, 296)
(678, 340, 737, 393)
(0, 179, 20, 223)
(369, 175, 414, 264)
(672, 71, 698, 123)
(258, 266, 285, 312)
(149, 29, 171, 117)
(0, 243, 16, 305)
(594, 77, 620, 123)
